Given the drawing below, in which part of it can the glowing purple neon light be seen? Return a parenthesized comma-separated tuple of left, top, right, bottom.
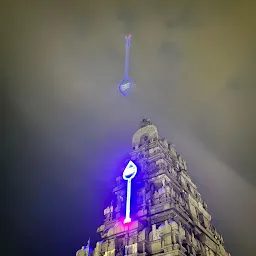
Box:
(118, 34, 133, 96)
(124, 34, 131, 79)
(123, 160, 137, 224)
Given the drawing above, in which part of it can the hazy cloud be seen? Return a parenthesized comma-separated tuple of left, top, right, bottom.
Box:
(3, 0, 256, 255)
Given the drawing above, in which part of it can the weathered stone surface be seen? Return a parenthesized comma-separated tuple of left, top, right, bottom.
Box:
(78, 119, 231, 256)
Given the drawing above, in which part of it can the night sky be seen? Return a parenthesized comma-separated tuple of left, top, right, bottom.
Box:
(3, 1, 256, 255)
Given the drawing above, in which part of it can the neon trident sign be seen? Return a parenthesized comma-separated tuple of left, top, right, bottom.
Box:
(123, 160, 137, 224)
(118, 34, 133, 96)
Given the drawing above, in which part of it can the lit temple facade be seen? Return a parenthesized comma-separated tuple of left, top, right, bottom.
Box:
(76, 119, 231, 256)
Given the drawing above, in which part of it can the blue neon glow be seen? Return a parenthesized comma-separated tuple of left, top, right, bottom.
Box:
(123, 160, 137, 224)
(121, 82, 130, 90)
(124, 35, 131, 79)
(118, 34, 133, 96)
(119, 78, 132, 96)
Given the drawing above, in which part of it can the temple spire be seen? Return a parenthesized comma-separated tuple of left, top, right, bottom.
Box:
(86, 238, 90, 251)
(140, 118, 152, 128)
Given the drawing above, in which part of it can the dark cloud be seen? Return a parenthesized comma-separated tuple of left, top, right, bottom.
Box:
(3, 0, 256, 255)
(163, 0, 202, 29)
(158, 42, 181, 60)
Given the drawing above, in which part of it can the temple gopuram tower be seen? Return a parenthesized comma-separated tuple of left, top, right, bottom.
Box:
(81, 119, 231, 256)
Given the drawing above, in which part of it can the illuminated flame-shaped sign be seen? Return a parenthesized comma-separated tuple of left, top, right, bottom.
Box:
(123, 160, 137, 224)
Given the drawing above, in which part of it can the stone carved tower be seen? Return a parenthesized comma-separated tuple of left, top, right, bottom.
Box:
(76, 239, 93, 256)
(82, 119, 231, 256)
